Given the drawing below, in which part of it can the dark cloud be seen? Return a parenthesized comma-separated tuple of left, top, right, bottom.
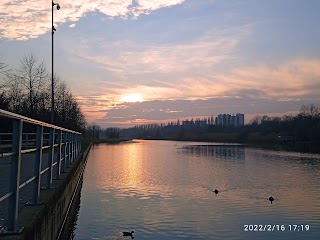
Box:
(92, 96, 315, 127)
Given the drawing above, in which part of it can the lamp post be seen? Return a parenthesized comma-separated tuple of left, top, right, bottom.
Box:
(51, 1, 60, 124)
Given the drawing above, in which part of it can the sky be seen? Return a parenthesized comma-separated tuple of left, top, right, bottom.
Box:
(0, 0, 320, 128)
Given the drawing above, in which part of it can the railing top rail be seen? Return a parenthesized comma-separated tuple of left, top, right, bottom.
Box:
(0, 133, 61, 135)
(0, 109, 81, 135)
(0, 133, 52, 135)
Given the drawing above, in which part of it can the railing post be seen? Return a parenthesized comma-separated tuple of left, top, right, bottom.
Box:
(25, 133, 29, 148)
(61, 132, 65, 173)
(70, 133, 73, 163)
(46, 128, 55, 188)
(72, 134, 75, 162)
(65, 133, 69, 168)
(56, 130, 62, 178)
(7, 119, 23, 232)
(33, 126, 43, 203)
(75, 135, 77, 158)
(78, 135, 80, 155)
(74, 134, 77, 159)
(68, 133, 71, 164)
(76, 135, 79, 156)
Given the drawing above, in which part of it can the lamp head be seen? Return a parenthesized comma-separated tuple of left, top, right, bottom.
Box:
(53, 2, 60, 10)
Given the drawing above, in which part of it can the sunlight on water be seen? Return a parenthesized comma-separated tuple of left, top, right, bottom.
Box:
(63, 140, 320, 240)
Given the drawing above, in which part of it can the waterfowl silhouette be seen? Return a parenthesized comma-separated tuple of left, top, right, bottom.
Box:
(214, 189, 219, 194)
(269, 196, 274, 204)
(123, 231, 134, 239)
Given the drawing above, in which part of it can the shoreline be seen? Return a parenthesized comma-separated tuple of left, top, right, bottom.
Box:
(91, 137, 320, 154)
(93, 138, 132, 144)
(138, 137, 320, 154)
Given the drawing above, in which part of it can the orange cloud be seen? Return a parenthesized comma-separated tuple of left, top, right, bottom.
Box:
(0, 0, 186, 40)
(102, 58, 320, 101)
(74, 57, 320, 126)
(220, 59, 320, 98)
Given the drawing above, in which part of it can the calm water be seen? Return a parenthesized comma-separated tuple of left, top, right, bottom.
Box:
(63, 140, 320, 240)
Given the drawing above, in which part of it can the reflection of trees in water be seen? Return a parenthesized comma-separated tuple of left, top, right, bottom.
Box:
(182, 145, 245, 162)
(59, 177, 83, 240)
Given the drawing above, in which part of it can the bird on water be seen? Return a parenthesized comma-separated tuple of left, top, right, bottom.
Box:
(123, 231, 134, 239)
(269, 196, 274, 204)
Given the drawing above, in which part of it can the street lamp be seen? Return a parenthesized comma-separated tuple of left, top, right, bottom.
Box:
(51, 1, 60, 124)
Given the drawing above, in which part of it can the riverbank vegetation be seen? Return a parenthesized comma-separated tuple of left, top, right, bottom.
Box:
(0, 53, 85, 132)
(120, 104, 320, 151)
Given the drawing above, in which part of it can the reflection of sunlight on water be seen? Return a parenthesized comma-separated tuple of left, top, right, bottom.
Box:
(123, 143, 142, 188)
(89, 143, 177, 201)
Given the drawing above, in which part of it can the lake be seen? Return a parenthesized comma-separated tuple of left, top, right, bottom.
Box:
(60, 140, 320, 240)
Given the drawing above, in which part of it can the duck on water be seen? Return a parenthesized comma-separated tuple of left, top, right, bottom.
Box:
(123, 231, 134, 239)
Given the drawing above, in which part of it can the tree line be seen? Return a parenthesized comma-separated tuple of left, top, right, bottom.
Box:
(0, 53, 85, 132)
(241, 104, 320, 143)
(119, 104, 320, 145)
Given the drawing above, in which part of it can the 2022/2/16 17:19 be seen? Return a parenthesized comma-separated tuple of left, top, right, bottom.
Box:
(244, 224, 310, 232)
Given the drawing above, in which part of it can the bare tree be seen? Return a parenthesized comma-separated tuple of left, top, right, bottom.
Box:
(250, 115, 262, 125)
(0, 57, 9, 89)
(1, 52, 86, 130)
(0, 61, 8, 76)
(6, 74, 25, 113)
(13, 53, 49, 114)
(300, 104, 320, 118)
(54, 76, 68, 121)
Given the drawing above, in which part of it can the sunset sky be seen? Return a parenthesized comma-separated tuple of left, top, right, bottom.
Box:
(1, 0, 320, 128)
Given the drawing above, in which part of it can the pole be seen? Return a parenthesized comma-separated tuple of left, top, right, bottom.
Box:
(51, 2, 54, 124)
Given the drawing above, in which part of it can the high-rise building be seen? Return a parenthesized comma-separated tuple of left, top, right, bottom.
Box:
(235, 113, 244, 127)
(215, 113, 245, 127)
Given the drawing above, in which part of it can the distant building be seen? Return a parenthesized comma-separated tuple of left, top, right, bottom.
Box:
(215, 113, 245, 127)
(235, 113, 244, 127)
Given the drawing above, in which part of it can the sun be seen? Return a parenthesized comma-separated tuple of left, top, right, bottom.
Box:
(120, 93, 144, 103)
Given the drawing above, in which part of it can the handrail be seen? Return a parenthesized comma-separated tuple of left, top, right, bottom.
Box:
(0, 109, 80, 134)
(0, 109, 82, 235)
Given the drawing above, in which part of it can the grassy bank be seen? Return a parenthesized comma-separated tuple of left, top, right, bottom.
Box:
(81, 138, 92, 150)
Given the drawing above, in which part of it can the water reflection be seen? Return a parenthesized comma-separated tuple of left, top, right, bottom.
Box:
(59, 177, 82, 240)
(181, 145, 245, 162)
(61, 140, 320, 240)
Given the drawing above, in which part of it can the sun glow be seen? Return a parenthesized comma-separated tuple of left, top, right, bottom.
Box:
(120, 93, 144, 103)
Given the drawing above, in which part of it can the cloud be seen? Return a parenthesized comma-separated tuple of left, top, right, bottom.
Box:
(221, 59, 320, 99)
(165, 58, 320, 102)
(79, 95, 308, 128)
(66, 20, 320, 102)
(0, 0, 185, 40)
(66, 25, 248, 80)
(131, 0, 185, 17)
(69, 23, 76, 28)
(75, 57, 320, 127)
(128, 58, 320, 101)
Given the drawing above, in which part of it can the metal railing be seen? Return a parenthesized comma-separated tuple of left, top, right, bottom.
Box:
(0, 109, 82, 235)
(0, 133, 59, 150)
